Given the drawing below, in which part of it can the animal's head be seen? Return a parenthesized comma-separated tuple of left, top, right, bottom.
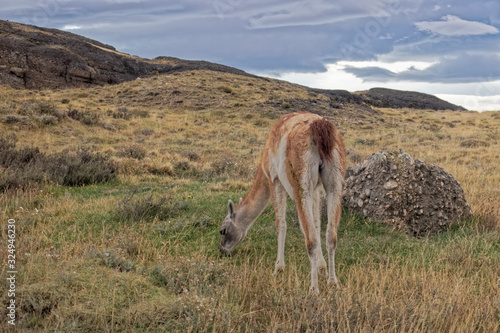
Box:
(219, 199, 245, 255)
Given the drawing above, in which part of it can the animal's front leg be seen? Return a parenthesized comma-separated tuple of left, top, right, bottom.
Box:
(271, 180, 287, 275)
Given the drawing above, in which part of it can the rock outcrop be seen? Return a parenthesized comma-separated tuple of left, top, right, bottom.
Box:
(343, 149, 472, 235)
(357, 88, 467, 111)
(0, 20, 256, 90)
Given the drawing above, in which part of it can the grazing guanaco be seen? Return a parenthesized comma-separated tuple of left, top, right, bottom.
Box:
(219, 111, 346, 293)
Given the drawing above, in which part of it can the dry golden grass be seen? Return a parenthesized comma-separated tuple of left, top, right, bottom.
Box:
(0, 70, 499, 331)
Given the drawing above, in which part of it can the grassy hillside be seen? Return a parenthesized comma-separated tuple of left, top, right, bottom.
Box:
(1, 70, 499, 331)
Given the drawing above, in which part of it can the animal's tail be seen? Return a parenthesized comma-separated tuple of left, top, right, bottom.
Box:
(310, 118, 336, 163)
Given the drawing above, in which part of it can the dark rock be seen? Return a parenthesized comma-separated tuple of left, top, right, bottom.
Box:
(0, 20, 257, 90)
(343, 149, 472, 235)
(358, 87, 467, 111)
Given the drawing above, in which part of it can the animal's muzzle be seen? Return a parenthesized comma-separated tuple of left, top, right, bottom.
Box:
(219, 245, 232, 256)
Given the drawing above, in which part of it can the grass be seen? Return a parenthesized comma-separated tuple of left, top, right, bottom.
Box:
(0, 69, 499, 331)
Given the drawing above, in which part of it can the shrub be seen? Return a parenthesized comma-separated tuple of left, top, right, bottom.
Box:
(67, 109, 81, 120)
(354, 138, 376, 146)
(90, 248, 136, 272)
(117, 145, 147, 160)
(67, 109, 101, 126)
(113, 107, 132, 120)
(80, 111, 101, 126)
(56, 149, 118, 186)
(116, 191, 187, 222)
(141, 129, 155, 136)
(181, 150, 201, 162)
(132, 109, 150, 118)
(2, 114, 31, 126)
(218, 86, 233, 94)
(0, 137, 117, 191)
(20, 99, 65, 119)
(38, 115, 58, 125)
(460, 139, 490, 148)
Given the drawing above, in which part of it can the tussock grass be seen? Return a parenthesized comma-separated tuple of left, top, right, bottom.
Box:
(0, 70, 499, 331)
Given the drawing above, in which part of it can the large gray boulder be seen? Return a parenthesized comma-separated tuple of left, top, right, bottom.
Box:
(343, 149, 472, 235)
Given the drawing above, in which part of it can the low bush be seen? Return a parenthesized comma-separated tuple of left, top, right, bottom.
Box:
(38, 115, 58, 125)
(460, 139, 490, 148)
(116, 190, 188, 222)
(67, 109, 101, 126)
(2, 114, 31, 126)
(117, 145, 147, 160)
(0, 136, 117, 190)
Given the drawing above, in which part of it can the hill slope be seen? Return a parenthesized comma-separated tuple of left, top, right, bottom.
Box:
(0, 19, 465, 111)
(0, 20, 255, 90)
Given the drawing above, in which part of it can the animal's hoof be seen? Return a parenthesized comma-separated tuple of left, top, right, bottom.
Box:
(328, 277, 339, 286)
(273, 264, 285, 276)
(309, 286, 320, 294)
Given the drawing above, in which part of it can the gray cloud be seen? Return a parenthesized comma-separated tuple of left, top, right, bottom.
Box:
(415, 15, 499, 36)
(344, 53, 500, 84)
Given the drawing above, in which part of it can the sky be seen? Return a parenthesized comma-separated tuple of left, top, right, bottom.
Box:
(1, 0, 500, 111)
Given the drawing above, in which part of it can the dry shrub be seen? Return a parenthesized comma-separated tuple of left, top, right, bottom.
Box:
(0, 136, 117, 190)
(116, 158, 147, 175)
(144, 159, 174, 175)
(460, 139, 490, 148)
(174, 160, 191, 171)
(38, 115, 58, 125)
(67, 109, 101, 126)
(117, 144, 147, 160)
(211, 152, 238, 175)
(16, 282, 65, 324)
(112, 107, 132, 120)
(90, 248, 136, 272)
(1, 114, 32, 126)
(116, 191, 188, 222)
(181, 150, 201, 162)
(20, 99, 65, 119)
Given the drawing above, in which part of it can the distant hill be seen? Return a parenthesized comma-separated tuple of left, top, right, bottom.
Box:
(356, 88, 466, 111)
(0, 20, 255, 90)
(0, 19, 466, 111)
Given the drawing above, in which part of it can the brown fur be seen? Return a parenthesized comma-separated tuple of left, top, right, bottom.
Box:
(310, 118, 335, 163)
(219, 111, 346, 293)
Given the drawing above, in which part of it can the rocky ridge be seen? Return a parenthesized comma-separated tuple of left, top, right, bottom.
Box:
(0, 20, 255, 90)
(0, 20, 467, 111)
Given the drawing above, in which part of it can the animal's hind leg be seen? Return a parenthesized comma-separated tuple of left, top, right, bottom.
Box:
(313, 186, 327, 274)
(271, 180, 287, 275)
(321, 150, 345, 286)
(295, 190, 321, 293)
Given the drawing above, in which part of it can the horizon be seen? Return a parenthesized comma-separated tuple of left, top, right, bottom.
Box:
(1, 1, 500, 111)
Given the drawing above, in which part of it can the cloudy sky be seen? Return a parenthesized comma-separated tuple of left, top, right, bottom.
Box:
(2, 0, 500, 111)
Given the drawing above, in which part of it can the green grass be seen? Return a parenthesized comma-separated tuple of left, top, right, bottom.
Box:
(0, 69, 499, 331)
(2, 179, 499, 331)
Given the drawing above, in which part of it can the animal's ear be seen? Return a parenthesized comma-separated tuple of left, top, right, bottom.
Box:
(228, 199, 235, 217)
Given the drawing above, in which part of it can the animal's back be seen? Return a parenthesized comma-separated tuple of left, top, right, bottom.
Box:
(263, 112, 337, 198)
(265, 111, 336, 162)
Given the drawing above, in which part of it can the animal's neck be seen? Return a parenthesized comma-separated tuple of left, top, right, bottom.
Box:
(235, 166, 271, 231)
